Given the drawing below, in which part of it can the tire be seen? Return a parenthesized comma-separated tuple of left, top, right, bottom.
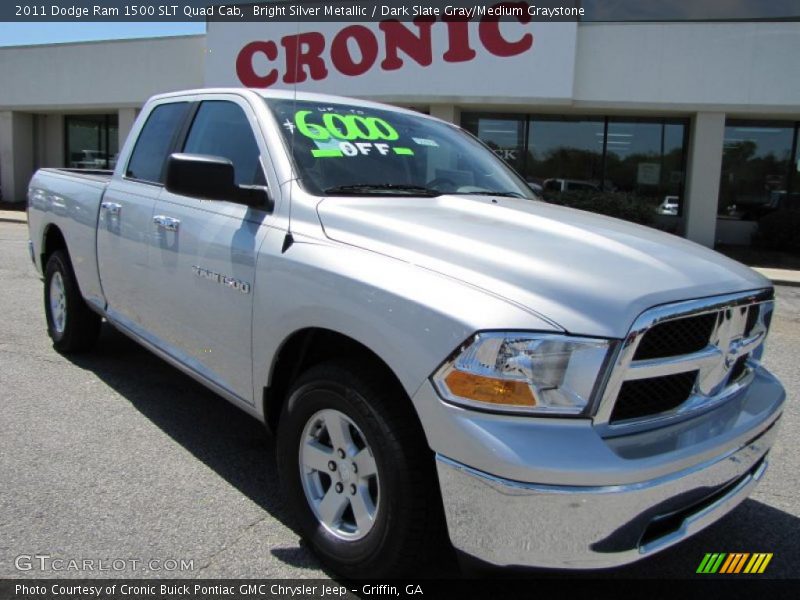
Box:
(277, 360, 443, 578)
(44, 250, 101, 353)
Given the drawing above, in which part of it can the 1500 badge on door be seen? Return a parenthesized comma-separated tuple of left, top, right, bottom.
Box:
(192, 265, 251, 294)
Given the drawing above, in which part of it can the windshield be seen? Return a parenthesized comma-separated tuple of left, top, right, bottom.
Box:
(266, 98, 536, 199)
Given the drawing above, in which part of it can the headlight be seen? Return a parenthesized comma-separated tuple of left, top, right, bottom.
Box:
(432, 332, 611, 415)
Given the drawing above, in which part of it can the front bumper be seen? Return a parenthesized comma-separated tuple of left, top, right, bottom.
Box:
(438, 423, 774, 569)
(416, 367, 785, 569)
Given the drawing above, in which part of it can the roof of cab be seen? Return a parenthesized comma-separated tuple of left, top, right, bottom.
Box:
(145, 87, 446, 124)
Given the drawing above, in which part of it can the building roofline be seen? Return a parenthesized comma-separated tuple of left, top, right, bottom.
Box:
(0, 33, 205, 51)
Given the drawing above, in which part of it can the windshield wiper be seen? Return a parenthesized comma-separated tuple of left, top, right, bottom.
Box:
(323, 183, 441, 197)
(454, 190, 527, 198)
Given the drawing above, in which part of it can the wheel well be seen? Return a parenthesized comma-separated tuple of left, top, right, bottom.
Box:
(263, 328, 412, 434)
(42, 225, 67, 266)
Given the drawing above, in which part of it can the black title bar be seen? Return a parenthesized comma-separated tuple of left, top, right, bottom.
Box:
(6, 1, 584, 22)
(3, 579, 800, 600)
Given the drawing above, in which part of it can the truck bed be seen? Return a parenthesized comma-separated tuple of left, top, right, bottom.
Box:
(28, 167, 112, 311)
(42, 167, 114, 184)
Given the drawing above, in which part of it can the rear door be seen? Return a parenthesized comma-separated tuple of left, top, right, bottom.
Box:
(148, 96, 276, 403)
(97, 101, 190, 331)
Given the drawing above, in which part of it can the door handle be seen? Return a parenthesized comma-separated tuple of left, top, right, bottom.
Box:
(100, 201, 122, 216)
(153, 215, 180, 232)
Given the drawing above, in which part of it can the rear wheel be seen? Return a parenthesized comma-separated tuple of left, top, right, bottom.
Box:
(277, 361, 442, 577)
(44, 250, 101, 353)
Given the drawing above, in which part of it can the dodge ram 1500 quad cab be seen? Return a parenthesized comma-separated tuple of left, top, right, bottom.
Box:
(28, 89, 785, 576)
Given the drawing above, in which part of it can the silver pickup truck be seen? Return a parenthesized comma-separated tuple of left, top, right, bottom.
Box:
(27, 88, 785, 577)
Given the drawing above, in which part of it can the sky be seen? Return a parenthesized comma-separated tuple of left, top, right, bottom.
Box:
(0, 22, 206, 47)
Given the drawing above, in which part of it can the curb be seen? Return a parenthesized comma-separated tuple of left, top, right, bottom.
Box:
(762, 278, 800, 288)
(0, 217, 27, 224)
(753, 268, 800, 288)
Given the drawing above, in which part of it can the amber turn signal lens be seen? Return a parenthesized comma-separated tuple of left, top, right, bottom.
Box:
(444, 370, 537, 407)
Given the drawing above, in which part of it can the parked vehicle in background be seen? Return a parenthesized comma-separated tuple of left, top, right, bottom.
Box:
(27, 89, 785, 577)
(658, 195, 680, 215)
(543, 178, 601, 193)
(69, 149, 107, 169)
(728, 190, 800, 221)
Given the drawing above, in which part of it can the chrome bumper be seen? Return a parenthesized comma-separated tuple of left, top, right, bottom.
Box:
(437, 420, 777, 569)
(422, 365, 785, 570)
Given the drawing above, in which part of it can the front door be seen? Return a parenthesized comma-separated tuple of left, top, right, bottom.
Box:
(148, 97, 275, 404)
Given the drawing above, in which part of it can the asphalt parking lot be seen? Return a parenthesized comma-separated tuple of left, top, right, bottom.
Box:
(0, 220, 798, 579)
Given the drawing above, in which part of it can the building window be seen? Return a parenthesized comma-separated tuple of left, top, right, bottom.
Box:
(792, 128, 800, 201)
(460, 114, 526, 176)
(65, 114, 119, 170)
(461, 113, 688, 215)
(718, 121, 798, 221)
(605, 119, 687, 209)
(527, 117, 605, 191)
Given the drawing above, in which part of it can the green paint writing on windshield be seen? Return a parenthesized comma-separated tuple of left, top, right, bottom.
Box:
(295, 111, 399, 141)
(295, 110, 414, 159)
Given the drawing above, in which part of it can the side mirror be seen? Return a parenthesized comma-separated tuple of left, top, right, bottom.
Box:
(165, 153, 273, 210)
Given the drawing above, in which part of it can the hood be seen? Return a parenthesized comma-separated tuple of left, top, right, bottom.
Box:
(316, 195, 770, 338)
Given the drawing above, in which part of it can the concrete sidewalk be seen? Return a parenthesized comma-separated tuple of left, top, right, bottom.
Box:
(0, 210, 26, 224)
(753, 267, 800, 287)
(2, 210, 798, 286)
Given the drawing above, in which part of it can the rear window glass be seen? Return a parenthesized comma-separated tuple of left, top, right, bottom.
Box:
(126, 102, 189, 184)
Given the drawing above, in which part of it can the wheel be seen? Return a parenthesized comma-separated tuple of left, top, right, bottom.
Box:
(277, 361, 443, 577)
(44, 250, 101, 353)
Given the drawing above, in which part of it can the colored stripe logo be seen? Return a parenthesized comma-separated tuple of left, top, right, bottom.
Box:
(697, 553, 773, 574)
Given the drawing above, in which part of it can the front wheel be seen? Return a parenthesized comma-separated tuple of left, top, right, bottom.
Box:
(277, 361, 443, 578)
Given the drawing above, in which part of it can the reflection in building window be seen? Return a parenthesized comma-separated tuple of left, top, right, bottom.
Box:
(461, 113, 688, 216)
(65, 114, 119, 170)
(792, 130, 800, 201)
(718, 122, 796, 221)
(604, 120, 687, 212)
(527, 118, 605, 193)
(460, 114, 526, 176)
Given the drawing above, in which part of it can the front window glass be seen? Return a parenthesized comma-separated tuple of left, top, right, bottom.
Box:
(183, 101, 265, 186)
(266, 99, 535, 199)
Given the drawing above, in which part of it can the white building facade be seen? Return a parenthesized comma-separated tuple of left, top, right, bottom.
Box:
(1, 17, 798, 248)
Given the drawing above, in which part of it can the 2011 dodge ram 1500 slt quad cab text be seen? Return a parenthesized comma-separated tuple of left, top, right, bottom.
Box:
(27, 89, 785, 577)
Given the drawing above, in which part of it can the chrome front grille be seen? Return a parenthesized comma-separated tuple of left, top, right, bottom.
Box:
(633, 313, 717, 360)
(596, 289, 774, 430)
(611, 371, 699, 422)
